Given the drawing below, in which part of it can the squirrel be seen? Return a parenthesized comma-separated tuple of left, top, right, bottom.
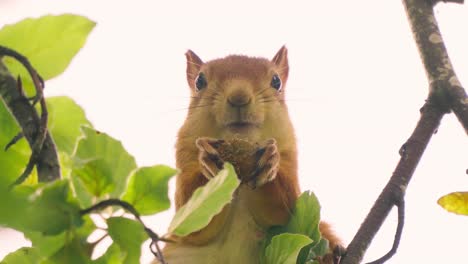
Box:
(158, 47, 342, 264)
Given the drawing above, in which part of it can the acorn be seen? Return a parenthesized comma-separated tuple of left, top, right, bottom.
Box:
(215, 138, 260, 181)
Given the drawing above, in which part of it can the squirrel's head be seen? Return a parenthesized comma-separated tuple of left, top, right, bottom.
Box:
(182, 46, 294, 143)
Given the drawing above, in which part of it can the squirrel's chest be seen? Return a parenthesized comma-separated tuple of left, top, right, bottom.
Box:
(163, 186, 265, 264)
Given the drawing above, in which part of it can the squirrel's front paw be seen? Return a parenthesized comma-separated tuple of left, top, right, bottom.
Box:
(248, 138, 280, 188)
(196, 137, 225, 179)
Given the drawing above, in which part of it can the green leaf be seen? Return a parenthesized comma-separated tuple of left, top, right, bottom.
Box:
(121, 165, 177, 215)
(48, 237, 92, 264)
(0, 247, 41, 264)
(438, 192, 468, 215)
(24, 231, 66, 259)
(75, 215, 97, 238)
(92, 244, 124, 264)
(0, 14, 95, 95)
(46, 96, 92, 155)
(264, 233, 313, 264)
(24, 179, 83, 235)
(285, 191, 321, 239)
(308, 238, 329, 260)
(107, 217, 148, 264)
(72, 159, 115, 201)
(58, 151, 73, 178)
(168, 163, 240, 236)
(263, 191, 325, 264)
(25, 215, 96, 258)
(286, 192, 322, 264)
(0, 184, 37, 231)
(71, 126, 137, 207)
(0, 101, 31, 184)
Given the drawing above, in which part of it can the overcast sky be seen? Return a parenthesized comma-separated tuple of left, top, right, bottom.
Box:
(1, 0, 467, 263)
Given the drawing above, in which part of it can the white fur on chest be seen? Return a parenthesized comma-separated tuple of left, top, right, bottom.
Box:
(161, 186, 265, 264)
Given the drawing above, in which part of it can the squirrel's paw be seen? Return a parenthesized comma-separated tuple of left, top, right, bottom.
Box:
(248, 138, 280, 188)
(196, 137, 225, 179)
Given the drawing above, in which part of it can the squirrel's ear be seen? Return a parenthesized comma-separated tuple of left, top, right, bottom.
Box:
(271, 46, 289, 85)
(185, 50, 204, 90)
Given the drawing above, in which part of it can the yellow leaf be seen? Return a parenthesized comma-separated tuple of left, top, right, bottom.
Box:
(437, 192, 468, 216)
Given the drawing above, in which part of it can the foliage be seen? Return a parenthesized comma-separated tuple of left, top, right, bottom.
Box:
(46, 96, 92, 156)
(105, 217, 148, 264)
(121, 165, 177, 216)
(0, 15, 177, 263)
(260, 192, 329, 264)
(264, 234, 313, 264)
(0, 14, 329, 264)
(1, 248, 40, 264)
(70, 126, 137, 208)
(0, 14, 95, 96)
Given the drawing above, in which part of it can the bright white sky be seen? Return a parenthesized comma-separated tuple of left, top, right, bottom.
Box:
(1, 0, 467, 263)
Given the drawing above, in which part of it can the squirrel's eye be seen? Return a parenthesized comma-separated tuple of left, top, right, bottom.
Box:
(271, 74, 282, 91)
(195, 73, 207, 91)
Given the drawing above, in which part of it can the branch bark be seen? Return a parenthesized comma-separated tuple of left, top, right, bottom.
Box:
(341, 104, 444, 264)
(341, 0, 467, 263)
(0, 60, 60, 182)
(406, 0, 467, 132)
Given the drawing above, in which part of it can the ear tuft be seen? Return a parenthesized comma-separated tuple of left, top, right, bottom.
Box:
(185, 50, 204, 90)
(271, 46, 289, 86)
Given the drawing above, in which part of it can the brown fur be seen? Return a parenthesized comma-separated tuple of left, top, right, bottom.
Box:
(167, 47, 341, 263)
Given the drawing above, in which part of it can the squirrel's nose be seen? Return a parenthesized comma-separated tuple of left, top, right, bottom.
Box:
(227, 89, 251, 107)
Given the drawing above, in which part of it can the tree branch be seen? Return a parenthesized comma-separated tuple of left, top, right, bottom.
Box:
(0, 48, 60, 183)
(341, 103, 445, 264)
(341, 0, 467, 263)
(406, 0, 468, 132)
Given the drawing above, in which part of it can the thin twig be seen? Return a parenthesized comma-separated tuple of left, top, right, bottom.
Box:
(4, 132, 24, 151)
(80, 199, 169, 264)
(149, 229, 168, 264)
(90, 233, 109, 248)
(365, 200, 405, 264)
(0, 46, 44, 90)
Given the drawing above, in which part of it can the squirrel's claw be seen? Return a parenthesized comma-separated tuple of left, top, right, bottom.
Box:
(196, 137, 225, 179)
(248, 138, 280, 188)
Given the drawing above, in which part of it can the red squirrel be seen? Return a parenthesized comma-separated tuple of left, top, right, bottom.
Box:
(159, 47, 341, 264)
